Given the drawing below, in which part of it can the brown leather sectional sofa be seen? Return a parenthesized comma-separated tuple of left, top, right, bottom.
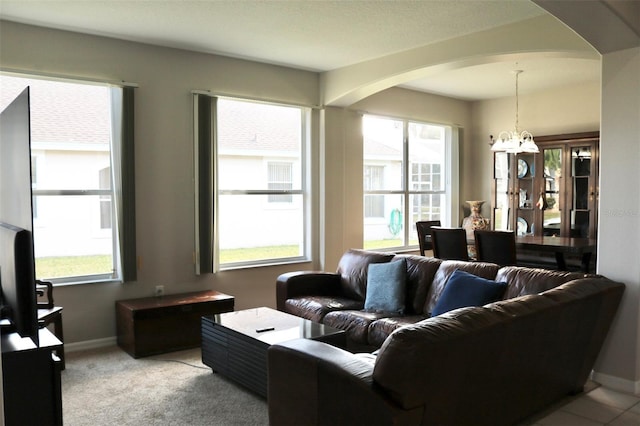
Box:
(269, 249, 625, 425)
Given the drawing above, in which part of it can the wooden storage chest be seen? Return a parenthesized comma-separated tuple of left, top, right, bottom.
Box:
(116, 290, 234, 358)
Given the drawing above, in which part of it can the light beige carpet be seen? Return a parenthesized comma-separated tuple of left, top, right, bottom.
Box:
(61, 345, 268, 425)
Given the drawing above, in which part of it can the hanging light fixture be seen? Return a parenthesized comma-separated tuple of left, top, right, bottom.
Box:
(490, 70, 539, 154)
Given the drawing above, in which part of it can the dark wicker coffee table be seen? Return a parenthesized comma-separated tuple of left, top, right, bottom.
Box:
(201, 307, 346, 397)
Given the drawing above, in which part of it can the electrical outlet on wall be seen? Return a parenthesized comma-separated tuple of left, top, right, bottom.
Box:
(155, 285, 164, 297)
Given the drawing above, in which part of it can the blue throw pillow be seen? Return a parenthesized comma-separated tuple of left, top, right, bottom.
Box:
(364, 258, 407, 314)
(431, 269, 507, 316)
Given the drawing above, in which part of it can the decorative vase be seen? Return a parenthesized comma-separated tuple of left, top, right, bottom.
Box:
(462, 200, 490, 259)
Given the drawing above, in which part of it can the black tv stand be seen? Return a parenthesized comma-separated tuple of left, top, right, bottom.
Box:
(1, 328, 62, 425)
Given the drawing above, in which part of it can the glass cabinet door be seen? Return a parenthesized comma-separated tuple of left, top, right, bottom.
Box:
(542, 147, 563, 236)
(493, 152, 510, 231)
(492, 132, 599, 239)
(571, 145, 594, 237)
(493, 151, 535, 234)
(515, 152, 535, 235)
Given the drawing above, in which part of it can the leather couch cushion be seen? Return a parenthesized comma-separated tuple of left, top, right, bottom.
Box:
(496, 266, 590, 299)
(424, 260, 500, 315)
(373, 306, 510, 410)
(395, 255, 442, 315)
(431, 269, 507, 316)
(323, 310, 392, 344)
(367, 315, 428, 347)
(364, 258, 407, 314)
(336, 249, 395, 301)
(285, 296, 364, 323)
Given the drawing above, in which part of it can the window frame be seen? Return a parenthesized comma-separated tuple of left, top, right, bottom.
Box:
(0, 72, 136, 285)
(363, 114, 456, 252)
(194, 94, 311, 272)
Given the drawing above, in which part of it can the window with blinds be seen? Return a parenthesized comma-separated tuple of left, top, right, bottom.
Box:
(268, 162, 293, 203)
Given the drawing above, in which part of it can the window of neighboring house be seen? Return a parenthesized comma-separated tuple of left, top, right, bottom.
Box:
(216, 97, 308, 267)
(0, 74, 128, 284)
(411, 162, 442, 221)
(363, 115, 452, 251)
(364, 165, 385, 218)
(267, 162, 293, 203)
(99, 167, 112, 229)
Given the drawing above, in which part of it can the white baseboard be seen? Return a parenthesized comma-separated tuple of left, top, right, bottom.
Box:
(65, 336, 117, 353)
(592, 370, 640, 395)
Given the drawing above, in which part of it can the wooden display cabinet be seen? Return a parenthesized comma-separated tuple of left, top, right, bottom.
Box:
(534, 132, 599, 238)
(492, 132, 599, 239)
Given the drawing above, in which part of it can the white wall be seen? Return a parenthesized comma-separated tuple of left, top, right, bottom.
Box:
(0, 20, 320, 344)
(468, 81, 601, 214)
(319, 107, 361, 270)
(593, 46, 640, 394)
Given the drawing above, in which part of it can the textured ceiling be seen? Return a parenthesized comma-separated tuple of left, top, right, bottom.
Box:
(0, 0, 601, 100)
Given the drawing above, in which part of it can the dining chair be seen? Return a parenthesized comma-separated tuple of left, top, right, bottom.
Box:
(474, 229, 517, 266)
(430, 227, 469, 261)
(415, 220, 441, 256)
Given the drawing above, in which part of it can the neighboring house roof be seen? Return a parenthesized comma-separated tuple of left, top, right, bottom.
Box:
(217, 98, 300, 154)
(1, 76, 304, 154)
(0, 76, 111, 145)
(1, 76, 441, 161)
(364, 138, 400, 157)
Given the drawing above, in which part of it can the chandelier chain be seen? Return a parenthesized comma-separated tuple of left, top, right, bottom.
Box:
(515, 71, 519, 132)
(490, 69, 539, 154)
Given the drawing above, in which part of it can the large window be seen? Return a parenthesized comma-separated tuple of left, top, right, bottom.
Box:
(363, 115, 451, 251)
(0, 74, 134, 284)
(205, 97, 309, 268)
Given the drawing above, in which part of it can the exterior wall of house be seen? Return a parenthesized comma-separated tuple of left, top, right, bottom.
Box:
(31, 149, 113, 257)
(217, 155, 303, 249)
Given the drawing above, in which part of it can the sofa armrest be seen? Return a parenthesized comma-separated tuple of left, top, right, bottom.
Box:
(268, 339, 418, 426)
(276, 271, 341, 311)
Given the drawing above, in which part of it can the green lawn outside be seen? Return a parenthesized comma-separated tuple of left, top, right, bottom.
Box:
(37, 246, 301, 278)
(364, 239, 403, 249)
(37, 241, 406, 278)
(219, 245, 300, 263)
(36, 255, 113, 279)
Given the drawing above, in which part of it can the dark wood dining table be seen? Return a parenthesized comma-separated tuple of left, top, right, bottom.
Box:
(515, 236, 597, 273)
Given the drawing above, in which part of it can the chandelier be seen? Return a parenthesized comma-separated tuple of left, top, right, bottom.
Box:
(490, 70, 539, 154)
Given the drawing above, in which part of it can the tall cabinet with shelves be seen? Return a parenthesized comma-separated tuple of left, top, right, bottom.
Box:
(492, 150, 538, 235)
(492, 132, 599, 239)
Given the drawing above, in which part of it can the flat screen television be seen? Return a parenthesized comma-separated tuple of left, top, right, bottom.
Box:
(0, 87, 39, 345)
(0, 224, 38, 342)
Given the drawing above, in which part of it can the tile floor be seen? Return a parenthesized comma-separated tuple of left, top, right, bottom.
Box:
(522, 385, 640, 426)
